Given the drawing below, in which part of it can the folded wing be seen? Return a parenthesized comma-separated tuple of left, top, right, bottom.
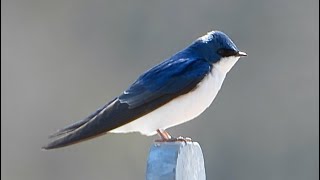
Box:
(43, 58, 211, 149)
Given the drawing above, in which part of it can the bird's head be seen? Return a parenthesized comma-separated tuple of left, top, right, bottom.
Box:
(190, 31, 247, 73)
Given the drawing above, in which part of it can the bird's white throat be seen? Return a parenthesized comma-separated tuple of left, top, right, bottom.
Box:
(110, 56, 240, 135)
(214, 56, 240, 74)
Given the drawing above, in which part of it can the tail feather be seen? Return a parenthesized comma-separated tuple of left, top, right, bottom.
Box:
(43, 99, 116, 150)
(42, 125, 107, 150)
(48, 120, 89, 138)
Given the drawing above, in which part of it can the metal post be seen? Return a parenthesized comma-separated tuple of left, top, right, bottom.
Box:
(146, 141, 206, 180)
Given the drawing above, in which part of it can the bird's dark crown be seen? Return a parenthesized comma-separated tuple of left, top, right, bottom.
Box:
(186, 31, 241, 64)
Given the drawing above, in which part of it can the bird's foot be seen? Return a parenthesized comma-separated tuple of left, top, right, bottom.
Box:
(155, 136, 192, 143)
(155, 129, 192, 143)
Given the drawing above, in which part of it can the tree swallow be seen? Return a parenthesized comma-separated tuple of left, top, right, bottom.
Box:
(43, 31, 247, 150)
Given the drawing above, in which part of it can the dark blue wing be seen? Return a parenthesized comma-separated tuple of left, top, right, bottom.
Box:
(43, 58, 211, 149)
(119, 58, 211, 108)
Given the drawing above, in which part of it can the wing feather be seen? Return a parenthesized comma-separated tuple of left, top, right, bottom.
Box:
(43, 58, 211, 149)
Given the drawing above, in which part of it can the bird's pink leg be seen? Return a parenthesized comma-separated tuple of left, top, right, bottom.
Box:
(155, 129, 192, 142)
(156, 129, 172, 141)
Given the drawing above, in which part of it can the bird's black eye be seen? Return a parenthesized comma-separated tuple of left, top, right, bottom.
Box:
(217, 48, 237, 57)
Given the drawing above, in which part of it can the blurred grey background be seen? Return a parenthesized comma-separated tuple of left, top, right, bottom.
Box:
(2, 0, 319, 179)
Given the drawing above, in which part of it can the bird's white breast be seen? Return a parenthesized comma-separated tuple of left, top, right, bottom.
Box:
(110, 56, 240, 136)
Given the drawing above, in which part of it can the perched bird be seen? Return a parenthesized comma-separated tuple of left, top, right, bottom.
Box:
(43, 31, 247, 150)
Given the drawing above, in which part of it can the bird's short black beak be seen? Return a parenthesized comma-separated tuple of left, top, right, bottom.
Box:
(237, 51, 247, 57)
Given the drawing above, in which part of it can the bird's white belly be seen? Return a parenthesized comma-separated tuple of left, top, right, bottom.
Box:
(110, 67, 226, 136)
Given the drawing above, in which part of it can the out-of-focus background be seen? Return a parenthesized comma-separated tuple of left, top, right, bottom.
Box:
(2, 0, 319, 179)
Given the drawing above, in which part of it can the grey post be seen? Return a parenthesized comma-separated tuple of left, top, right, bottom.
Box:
(146, 141, 206, 180)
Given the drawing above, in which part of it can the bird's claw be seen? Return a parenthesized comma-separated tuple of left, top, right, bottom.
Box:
(176, 136, 192, 142)
(155, 136, 192, 143)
